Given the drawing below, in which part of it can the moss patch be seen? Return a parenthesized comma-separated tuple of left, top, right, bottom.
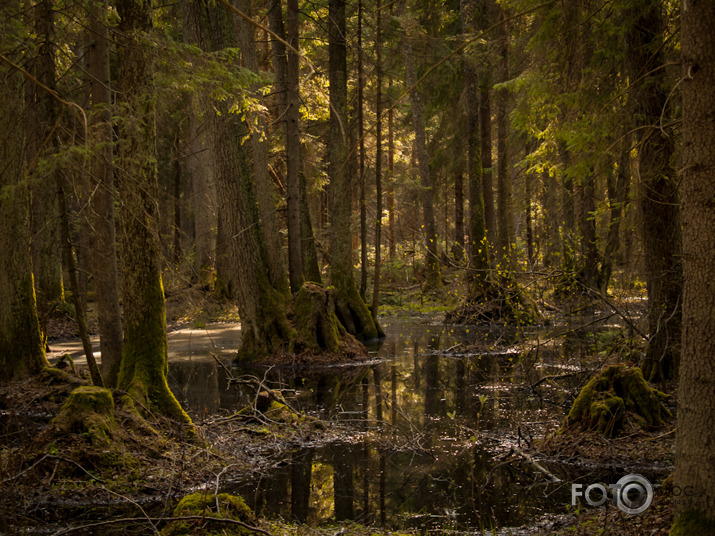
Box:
(565, 364, 671, 437)
(162, 490, 254, 536)
(670, 509, 715, 536)
(47, 386, 118, 447)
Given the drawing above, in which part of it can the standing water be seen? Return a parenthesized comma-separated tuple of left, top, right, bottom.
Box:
(162, 315, 661, 533)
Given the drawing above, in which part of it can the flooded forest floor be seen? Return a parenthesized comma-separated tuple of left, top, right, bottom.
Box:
(1, 276, 679, 535)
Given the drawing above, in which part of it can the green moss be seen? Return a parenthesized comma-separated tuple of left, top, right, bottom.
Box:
(162, 491, 254, 536)
(49, 386, 117, 446)
(670, 509, 715, 536)
(588, 392, 624, 437)
(331, 270, 382, 340)
(236, 272, 296, 361)
(118, 273, 192, 430)
(564, 364, 670, 437)
(294, 283, 342, 353)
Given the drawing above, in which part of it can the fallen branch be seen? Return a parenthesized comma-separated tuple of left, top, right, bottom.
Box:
(530, 370, 590, 390)
(51, 515, 272, 536)
(510, 446, 561, 483)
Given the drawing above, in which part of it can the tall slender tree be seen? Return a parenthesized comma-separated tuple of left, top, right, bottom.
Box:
(89, 0, 123, 386)
(371, 0, 384, 321)
(328, 0, 381, 338)
(399, 1, 443, 292)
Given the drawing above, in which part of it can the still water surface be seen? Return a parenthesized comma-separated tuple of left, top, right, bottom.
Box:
(164, 316, 651, 532)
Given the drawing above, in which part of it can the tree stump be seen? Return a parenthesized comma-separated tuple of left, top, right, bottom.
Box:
(564, 364, 671, 437)
(48, 386, 118, 446)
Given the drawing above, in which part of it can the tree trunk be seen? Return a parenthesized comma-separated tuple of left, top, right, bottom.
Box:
(575, 171, 599, 288)
(599, 141, 629, 292)
(56, 178, 104, 387)
(25, 0, 63, 342)
(371, 0, 383, 321)
(453, 169, 464, 261)
(541, 170, 560, 269)
(625, 0, 682, 381)
(328, 0, 381, 339)
(525, 169, 534, 268)
(182, 0, 218, 287)
(495, 5, 513, 273)
(285, 0, 304, 293)
(672, 1, 715, 531)
(357, 0, 368, 301)
(236, 0, 288, 294)
(89, 0, 123, 386)
(460, 0, 490, 291)
(115, 0, 190, 424)
(388, 104, 396, 261)
(0, 7, 48, 379)
(477, 0, 495, 252)
(187, 111, 216, 282)
(400, 4, 443, 292)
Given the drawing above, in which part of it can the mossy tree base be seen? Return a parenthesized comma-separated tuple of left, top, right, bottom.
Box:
(162, 490, 254, 536)
(564, 364, 671, 437)
(235, 282, 368, 362)
(47, 386, 118, 447)
(333, 276, 384, 340)
(445, 278, 542, 326)
(670, 510, 715, 536)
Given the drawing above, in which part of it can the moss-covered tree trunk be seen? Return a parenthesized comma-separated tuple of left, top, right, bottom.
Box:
(115, 0, 189, 424)
(235, 0, 288, 296)
(671, 1, 715, 532)
(328, 0, 381, 339)
(0, 8, 49, 379)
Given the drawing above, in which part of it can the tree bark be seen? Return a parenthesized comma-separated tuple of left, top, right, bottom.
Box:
(671, 1, 715, 531)
(0, 5, 48, 379)
(477, 0, 495, 251)
(495, 5, 514, 273)
(285, 0, 304, 293)
(89, 0, 123, 386)
(236, 0, 288, 294)
(25, 0, 63, 342)
(329, 0, 381, 339)
(358, 0, 368, 301)
(371, 0, 383, 321)
(115, 0, 190, 424)
(598, 142, 629, 292)
(461, 0, 490, 290)
(625, 0, 682, 381)
(399, 4, 443, 292)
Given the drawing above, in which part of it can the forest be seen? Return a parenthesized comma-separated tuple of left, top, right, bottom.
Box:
(0, 0, 714, 534)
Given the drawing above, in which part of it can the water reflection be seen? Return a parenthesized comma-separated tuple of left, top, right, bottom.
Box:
(166, 318, 606, 530)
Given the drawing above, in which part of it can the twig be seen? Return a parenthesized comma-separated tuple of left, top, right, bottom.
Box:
(0, 454, 50, 484)
(510, 446, 561, 483)
(51, 515, 272, 536)
(100, 486, 159, 535)
(530, 371, 590, 390)
(215, 464, 235, 515)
